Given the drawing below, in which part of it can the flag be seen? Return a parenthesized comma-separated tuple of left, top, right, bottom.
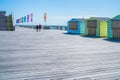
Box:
(30, 13, 33, 22)
(16, 19, 19, 23)
(24, 16, 26, 22)
(27, 15, 29, 22)
(44, 12, 46, 22)
(22, 17, 24, 23)
(19, 18, 21, 23)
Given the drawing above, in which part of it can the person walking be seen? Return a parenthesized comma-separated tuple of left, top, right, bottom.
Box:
(38, 24, 42, 31)
(36, 25, 39, 32)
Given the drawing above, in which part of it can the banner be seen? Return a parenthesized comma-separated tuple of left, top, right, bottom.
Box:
(16, 13, 33, 23)
(30, 13, 33, 22)
(22, 17, 24, 23)
(27, 15, 29, 22)
(16, 19, 19, 23)
(44, 12, 46, 22)
(24, 16, 26, 22)
(20, 18, 22, 23)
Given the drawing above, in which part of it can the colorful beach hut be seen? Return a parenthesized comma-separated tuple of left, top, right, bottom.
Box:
(67, 18, 87, 34)
(108, 15, 120, 39)
(87, 17, 110, 37)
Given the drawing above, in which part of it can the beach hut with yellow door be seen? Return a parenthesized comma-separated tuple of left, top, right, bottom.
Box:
(86, 17, 110, 37)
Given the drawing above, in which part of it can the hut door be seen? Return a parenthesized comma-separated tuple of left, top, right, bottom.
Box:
(112, 20, 120, 39)
(88, 27, 96, 36)
(87, 20, 97, 36)
(113, 28, 120, 39)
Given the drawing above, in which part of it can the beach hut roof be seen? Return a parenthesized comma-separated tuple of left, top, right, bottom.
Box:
(88, 17, 110, 21)
(111, 15, 120, 20)
(68, 18, 86, 22)
(72, 18, 86, 21)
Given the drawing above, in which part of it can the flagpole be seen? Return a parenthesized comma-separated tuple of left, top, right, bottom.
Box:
(31, 13, 33, 29)
(44, 12, 47, 26)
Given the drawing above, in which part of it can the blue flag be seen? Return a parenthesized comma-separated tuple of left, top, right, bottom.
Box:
(24, 16, 26, 22)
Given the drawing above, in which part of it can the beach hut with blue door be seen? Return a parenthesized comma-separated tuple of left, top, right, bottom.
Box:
(108, 15, 120, 39)
(67, 18, 86, 34)
(87, 17, 110, 37)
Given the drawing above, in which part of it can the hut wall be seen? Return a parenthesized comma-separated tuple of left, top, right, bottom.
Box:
(108, 20, 113, 38)
(85, 21, 88, 35)
(80, 22, 86, 35)
(96, 21, 100, 37)
(0, 15, 7, 30)
(7, 15, 14, 31)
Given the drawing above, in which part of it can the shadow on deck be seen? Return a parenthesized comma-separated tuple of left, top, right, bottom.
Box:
(104, 38, 120, 43)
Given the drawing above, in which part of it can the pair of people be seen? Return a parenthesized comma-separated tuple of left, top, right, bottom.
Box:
(36, 24, 42, 32)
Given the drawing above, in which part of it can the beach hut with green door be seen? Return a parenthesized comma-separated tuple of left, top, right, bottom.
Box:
(108, 15, 120, 39)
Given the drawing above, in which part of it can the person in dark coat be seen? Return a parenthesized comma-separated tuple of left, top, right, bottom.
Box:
(36, 25, 39, 32)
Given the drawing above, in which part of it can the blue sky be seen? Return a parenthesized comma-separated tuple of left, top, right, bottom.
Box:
(0, 0, 120, 25)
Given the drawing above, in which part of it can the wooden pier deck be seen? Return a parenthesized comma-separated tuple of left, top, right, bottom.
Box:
(0, 27, 120, 80)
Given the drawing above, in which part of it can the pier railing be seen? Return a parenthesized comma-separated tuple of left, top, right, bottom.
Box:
(18, 25, 67, 30)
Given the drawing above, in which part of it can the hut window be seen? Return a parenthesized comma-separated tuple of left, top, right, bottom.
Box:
(69, 21, 78, 30)
(112, 20, 120, 28)
(87, 20, 97, 27)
